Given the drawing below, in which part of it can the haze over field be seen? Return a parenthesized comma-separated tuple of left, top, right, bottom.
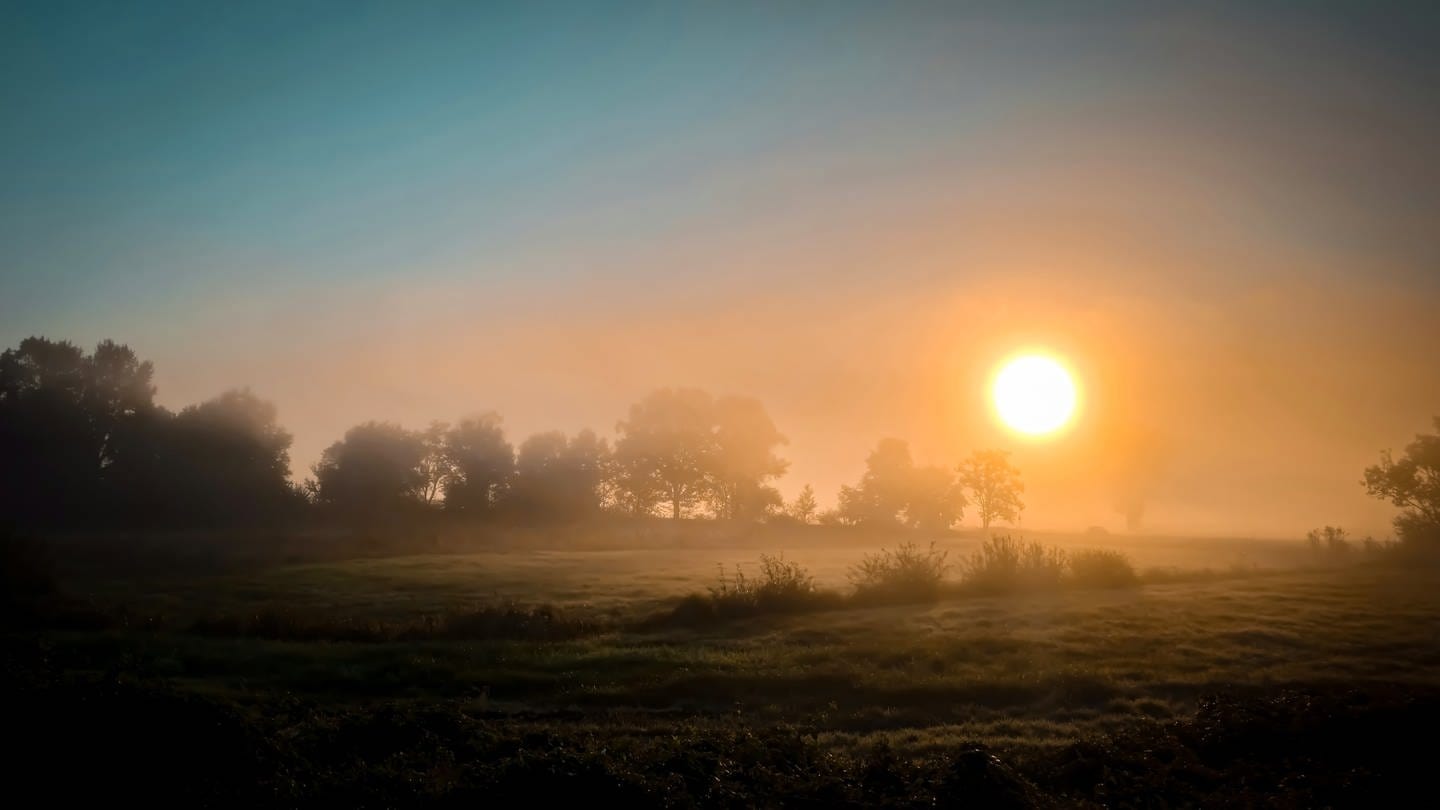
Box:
(4, 1, 1438, 534)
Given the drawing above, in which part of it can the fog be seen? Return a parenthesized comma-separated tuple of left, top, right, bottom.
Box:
(7, 1, 1438, 537)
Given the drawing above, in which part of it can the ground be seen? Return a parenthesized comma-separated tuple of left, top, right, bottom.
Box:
(12, 525, 1439, 805)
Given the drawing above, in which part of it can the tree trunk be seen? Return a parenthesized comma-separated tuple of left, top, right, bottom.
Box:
(671, 498, 680, 520)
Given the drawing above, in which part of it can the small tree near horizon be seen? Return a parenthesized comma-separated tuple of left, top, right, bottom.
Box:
(958, 449, 1025, 529)
(789, 484, 818, 524)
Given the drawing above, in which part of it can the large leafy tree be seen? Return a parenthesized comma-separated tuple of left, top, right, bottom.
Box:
(441, 413, 514, 514)
(613, 388, 716, 519)
(611, 389, 789, 521)
(708, 396, 788, 521)
(836, 439, 918, 527)
(958, 449, 1025, 529)
(161, 389, 299, 523)
(836, 439, 964, 530)
(1364, 418, 1440, 548)
(905, 465, 966, 531)
(509, 429, 612, 520)
(0, 337, 157, 524)
(313, 422, 427, 514)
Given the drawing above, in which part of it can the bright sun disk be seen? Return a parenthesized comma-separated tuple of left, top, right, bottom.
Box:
(992, 354, 1078, 435)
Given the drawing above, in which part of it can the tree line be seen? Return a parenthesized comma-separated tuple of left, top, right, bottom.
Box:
(0, 336, 1033, 531)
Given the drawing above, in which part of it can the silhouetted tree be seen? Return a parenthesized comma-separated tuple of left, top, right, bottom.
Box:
(905, 465, 966, 531)
(564, 428, 613, 515)
(836, 439, 916, 526)
(789, 484, 819, 524)
(0, 337, 157, 524)
(1364, 418, 1440, 549)
(442, 414, 513, 514)
(613, 389, 716, 519)
(958, 450, 1024, 529)
(509, 429, 611, 521)
(313, 422, 427, 514)
(708, 396, 788, 521)
(161, 389, 300, 523)
(416, 421, 452, 506)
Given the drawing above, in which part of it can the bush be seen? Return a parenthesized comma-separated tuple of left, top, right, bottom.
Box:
(958, 535, 1066, 593)
(656, 554, 833, 626)
(1306, 526, 1353, 564)
(1067, 549, 1140, 589)
(711, 554, 828, 615)
(850, 541, 950, 604)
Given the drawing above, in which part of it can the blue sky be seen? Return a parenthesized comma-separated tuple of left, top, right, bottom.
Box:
(3, 1, 1438, 532)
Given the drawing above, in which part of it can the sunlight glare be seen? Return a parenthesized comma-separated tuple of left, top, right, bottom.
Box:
(992, 354, 1078, 436)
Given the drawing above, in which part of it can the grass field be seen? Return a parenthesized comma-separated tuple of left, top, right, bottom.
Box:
(13, 527, 1439, 805)
(49, 533, 1440, 743)
(68, 527, 1312, 621)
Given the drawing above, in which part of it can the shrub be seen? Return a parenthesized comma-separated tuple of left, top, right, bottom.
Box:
(1306, 526, 1352, 563)
(709, 554, 821, 615)
(656, 554, 830, 626)
(1066, 549, 1140, 589)
(850, 541, 950, 604)
(958, 535, 1066, 593)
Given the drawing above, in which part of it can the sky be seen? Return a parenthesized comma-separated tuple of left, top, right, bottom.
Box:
(3, 1, 1438, 535)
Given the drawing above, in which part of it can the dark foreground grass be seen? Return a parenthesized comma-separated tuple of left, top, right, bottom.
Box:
(14, 535, 1440, 805)
(30, 567, 1440, 747)
(7, 640, 1436, 808)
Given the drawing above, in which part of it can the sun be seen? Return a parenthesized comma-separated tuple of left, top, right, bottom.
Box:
(991, 354, 1078, 436)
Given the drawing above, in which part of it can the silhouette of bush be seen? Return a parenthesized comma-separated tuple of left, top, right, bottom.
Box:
(1066, 549, 1140, 589)
(655, 555, 840, 626)
(1306, 525, 1354, 564)
(958, 535, 1066, 593)
(850, 541, 950, 603)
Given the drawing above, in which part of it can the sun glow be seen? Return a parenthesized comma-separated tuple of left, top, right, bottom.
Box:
(992, 354, 1078, 436)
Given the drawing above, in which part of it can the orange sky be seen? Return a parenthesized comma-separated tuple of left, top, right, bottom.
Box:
(7, 3, 1438, 537)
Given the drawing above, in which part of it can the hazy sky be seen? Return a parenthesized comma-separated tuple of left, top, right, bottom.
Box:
(4, 1, 1438, 535)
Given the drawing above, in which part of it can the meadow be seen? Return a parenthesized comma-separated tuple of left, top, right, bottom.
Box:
(11, 524, 1439, 806)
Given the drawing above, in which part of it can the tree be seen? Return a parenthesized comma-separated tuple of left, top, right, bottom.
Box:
(313, 422, 427, 514)
(563, 428, 613, 516)
(613, 389, 716, 519)
(904, 465, 965, 531)
(1364, 418, 1440, 548)
(0, 337, 157, 524)
(789, 484, 819, 524)
(958, 450, 1024, 529)
(836, 439, 916, 526)
(509, 429, 612, 521)
(708, 396, 788, 521)
(162, 389, 299, 523)
(416, 421, 452, 506)
(441, 413, 514, 514)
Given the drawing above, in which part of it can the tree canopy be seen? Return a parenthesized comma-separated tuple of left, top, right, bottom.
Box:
(836, 439, 965, 530)
(1364, 417, 1440, 548)
(958, 450, 1024, 530)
